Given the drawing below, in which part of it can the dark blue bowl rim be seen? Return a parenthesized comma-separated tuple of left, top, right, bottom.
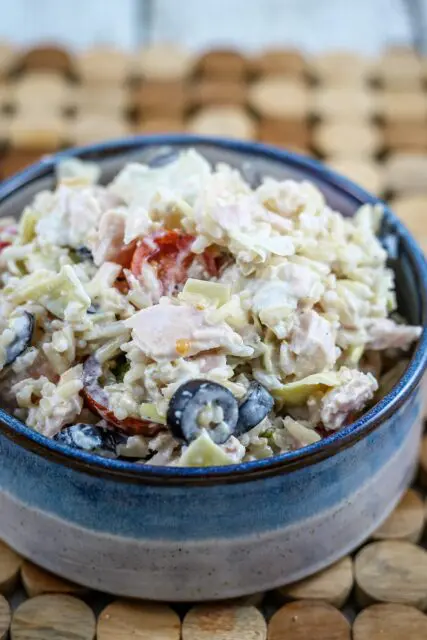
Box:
(0, 134, 426, 485)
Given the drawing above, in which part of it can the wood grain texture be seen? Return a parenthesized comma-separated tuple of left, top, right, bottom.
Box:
(355, 541, 427, 610)
(279, 557, 354, 608)
(0, 540, 22, 595)
(372, 490, 425, 543)
(11, 594, 96, 640)
(268, 600, 351, 640)
(21, 560, 85, 598)
(353, 603, 427, 639)
(327, 158, 383, 195)
(97, 600, 180, 640)
(188, 106, 256, 140)
(384, 153, 427, 195)
(391, 196, 427, 254)
(0, 595, 11, 640)
(183, 603, 267, 640)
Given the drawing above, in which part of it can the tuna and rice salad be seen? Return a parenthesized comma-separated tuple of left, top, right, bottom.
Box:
(0, 150, 421, 466)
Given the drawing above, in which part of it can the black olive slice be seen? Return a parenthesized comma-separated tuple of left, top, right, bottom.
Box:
(5, 312, 35, 366)
(235, 382, 274, 436)
(54, 423, 127, 455)
(167, 379, 239, 445)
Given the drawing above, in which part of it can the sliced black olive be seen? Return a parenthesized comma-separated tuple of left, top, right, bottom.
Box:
(54, 423, 127, 456)
(235, 382, 274, 436)
(87, 303, 99, 314)
(167, 379, 239, 445)
(75, 246, 93, 261)
(5, 312, 35, 366)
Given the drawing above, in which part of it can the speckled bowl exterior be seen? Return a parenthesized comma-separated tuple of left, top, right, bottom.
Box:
(0, 137, 425, 601)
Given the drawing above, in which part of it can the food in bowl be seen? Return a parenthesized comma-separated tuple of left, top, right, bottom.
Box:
(0, 150, 421, 467)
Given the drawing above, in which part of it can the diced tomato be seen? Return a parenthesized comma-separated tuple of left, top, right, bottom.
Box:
(130, 230, 222, 296)
(0, 241, 11, 252)
(82, 356, 164, 437)
(113, 240, 137, 269)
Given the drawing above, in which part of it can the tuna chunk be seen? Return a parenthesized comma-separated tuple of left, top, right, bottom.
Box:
(282, 310, 339, 378)
(124, 302, 253, 361)
(92, 210, 126, 266)
(365, 318, 422, 351)
(320, 367, 378, 430)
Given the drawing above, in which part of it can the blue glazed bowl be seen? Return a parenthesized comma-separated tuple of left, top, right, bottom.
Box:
(0, 136, 426, 601)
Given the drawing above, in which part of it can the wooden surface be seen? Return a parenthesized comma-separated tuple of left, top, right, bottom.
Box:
(0, 596, 10, 640)
(21, 560, 84, 598)
(97, 600, 181, 640)
(268, 601, 351, 640)
(354, 541, 427, 610)
(11, 594, 96, 640)
(0, 540, 22, 595)
(353, 604, 427, 640)
(182, 604, 267, 640)
(279, 557, 353, 608)
(372, 490, 425, 543)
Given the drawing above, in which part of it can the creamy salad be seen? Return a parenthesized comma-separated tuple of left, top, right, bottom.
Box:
(0, 150, 421, 466)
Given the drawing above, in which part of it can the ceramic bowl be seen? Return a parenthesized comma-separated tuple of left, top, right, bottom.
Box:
(0, 136, 426, 601)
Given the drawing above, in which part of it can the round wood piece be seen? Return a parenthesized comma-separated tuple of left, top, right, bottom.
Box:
(279, 556, 354, 608)
(327, 158, 383, 195)
(135, 117, 185, 134)
(0, 540, 22, 595)
(188, 106, 256, 140)
(97, 600, 180, 640)
(135, 45, 195, 81)
(258, 117, 310, 149)
(372, 489, 425, 543)
(377, 92, 427, 124)
(68, 115, 129, 146)
(197, 49, 247, 80)
(353, 603, 427, 640)
(9, 115, 67, 151)
(313, 87, 375, 121)
(72, 85, 129, 115)
(132, 80, 187, 116)
(0, 42, 17, 77)
(20, 45, 74, 75)
(11, 72, 70, 110)
(21, 560, 85, 598)
(249, 77, 309, 119)
(355, 541, 427, 610)
(374, 53, 423, 90)
(268, 600, 350, 640)
(251, 49, 306, 77)
(0, 595, 11, 640)
(313, 121, 381, 157)
(183, 603, 266, 640)
(191, 79, 248, 108)
(384, 153, 427, 195)
(309, 51, 372, 84)
(11, 594, 95, 640)
(76, 47, 131, 84)
(383, 121, 427, 152)
(419, 434, 427, 487)
(391, 195, 427, 254)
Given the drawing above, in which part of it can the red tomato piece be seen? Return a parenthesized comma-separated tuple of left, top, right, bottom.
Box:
(130, 230, 220, 296)
(82, 356, 164, 437)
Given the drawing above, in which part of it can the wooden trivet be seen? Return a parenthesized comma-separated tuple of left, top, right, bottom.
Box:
(249, 77, 309, 119)
(250, 49, 306, 78)
(391, 195, 427, 254)
(354, 541, 427, 610)
(132, 80, 187, 118)
(21, 560, 84, 598)
(353, 603, 427, 640)
(97, 600, 180, 640)
(191, 79, 248, 108)
(67, 115, 129, 146)
(135, 45, 195, 82)
(313, 87, 375, 121)
(188, 106, 256, 140)
(377, 92, 427, 125)
(11, 594, 96, 640)
(313, 121, 381, 158)
(383, 153, 427, 196)
(383, 121, 427, 152)
(182, 603, 267, 640)
(327, 158, 383, 195)
(197, 49, 247, 80)
(76, 47, 131, 85)
(279, 556, 354, 608)
(0, 540, 22, 595)
(309, 51, 372, 85)
(268, 600, 351, 640)
(0, 595, 10, 640)
(372, 489, 425, 543)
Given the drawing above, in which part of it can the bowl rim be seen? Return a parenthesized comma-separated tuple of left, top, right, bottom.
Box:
(0, 134, 426, 486)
